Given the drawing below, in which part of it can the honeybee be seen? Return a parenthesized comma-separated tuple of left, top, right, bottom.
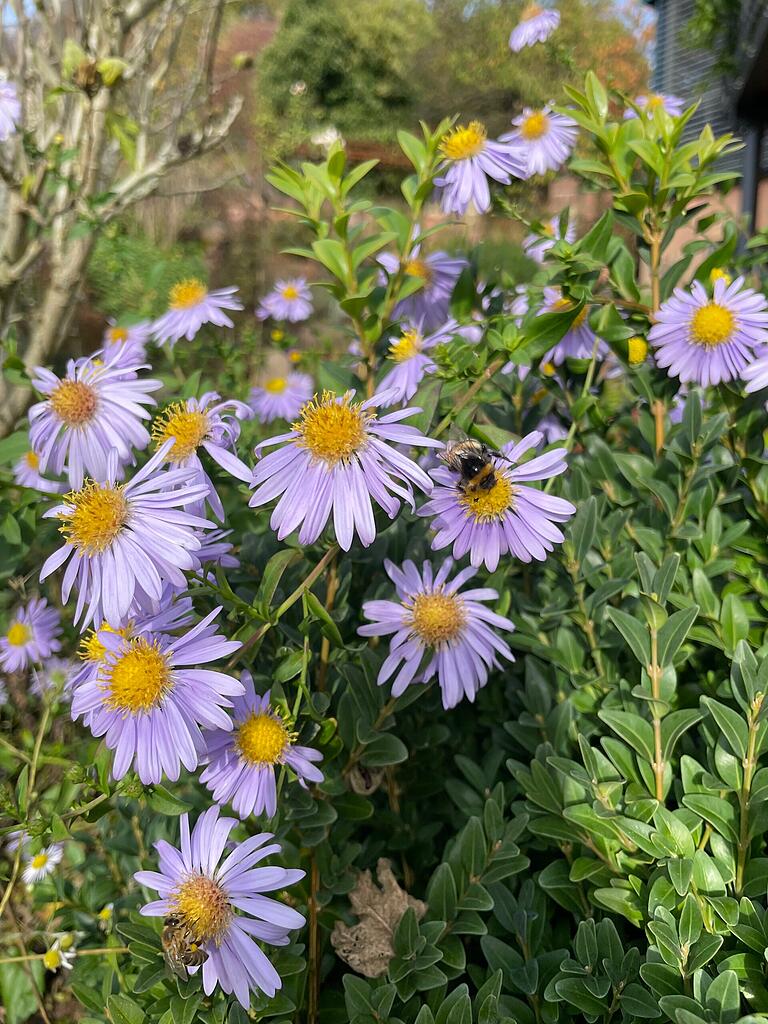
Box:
(161, 914, 207, 980)
(438, 438, 508, 495)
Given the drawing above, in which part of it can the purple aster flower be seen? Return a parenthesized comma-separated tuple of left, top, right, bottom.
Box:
(256, 279, 313, 323)
(501, 288, 531, 374)
(13, 449, 65, 494)
(501, 106, 577, 178)
(435, 122, 526, 215)
(418, 432, 575, 571)
(71, 608, 242, 784)
(0, 78, 21, 140)
(41, 444, 211, 629)
(378, 246, 467, 331)
(375, 321, 459, 408)
(153, 280, 242, 347)
(249, 372, 314, 424)
(538, 287, 608, 365)
(523, 214, 576, 263)
(625, 93, 685, 120)
(649, 276, 768, 386)
(135, 806, 305, 1004)
(359, 558, 515, 709)
(101, 320, 153, 365)
(0, 598, 62, 672)
(151, 393, 253, 520)
(539, 412, 569, 443)
(196, 528, 240, 571)
(31, 657, 77, 699)
(249, 390, 440, 551)
(29, 350, 162, 489)
(509, 4, 560, 51)
(201, 673, 323, 818)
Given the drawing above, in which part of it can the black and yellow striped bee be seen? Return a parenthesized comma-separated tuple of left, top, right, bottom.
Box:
(438, 438, 509, 495)
(161, 914, 207, 980)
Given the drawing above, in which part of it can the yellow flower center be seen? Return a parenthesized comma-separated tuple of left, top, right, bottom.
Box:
(403, 258, 432, 282)
(31, 853, 49, 870)
(553, 296, 589, 327)
(43, 949, 61, 971)
(271, 329, 285, 342)
(152, 403, 210, 462)
(281, 285, 299, 300)
(98, 905, 113, 921)
(60, 483, 128, 555)
(59, 934, 74, 951)
(25, 451, 39, 470)
(101, 638, 172, 714)
(289, 351, 301, 363)
(628, 336, 648, 365)
(459, 473, 514, 522)
(172, 873, 231, 944)
(520, 111, 550, 141)
(265, 376, 287, 394)
(646, 94, 664, 111)
(237, 711, 290, 765)
(79, 622, 131, 662)
(709, 268, 732, 286)
(542, 361, 556, 376)
(7, 621, 30, 646)
(107, 327, 128, 345)
(169, 278, 207, 310)
(410, 592, 466, 646)
(294, 391, 371, 466)
(690, 303, 735, 347)
(50, 380, 98, 427)
(521, 3, 543, 20)
(439, 122, 487, 161)
(389, 329, 422, 363)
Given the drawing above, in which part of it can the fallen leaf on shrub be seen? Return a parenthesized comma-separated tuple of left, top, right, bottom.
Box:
(331, 857, 426, 977)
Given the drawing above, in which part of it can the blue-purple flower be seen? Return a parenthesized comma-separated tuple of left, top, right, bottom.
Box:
(435, 122, 525, 215)
(29, 351, 161, 489)
(524, 214, 576, 263)
(360, 558, 515, 709)
(378, 247, 467, 331)
(201, 674, 323, 819)
(41, 444, 211, 629)
(151, 393, 253, 520)
(0, 79, 21, 140)
(71, 608, 242, 784)
(101, 320, 153, 365)
(539, 287, 607, 364)
(249, 390, 440, 550)
(249, 372, 314, 424)
(135, 806, 305, 1005)
(501, 106, 577, 178)
(375, 321, 458, 408)
(650, 276, 768, 386)
(0, 598, 62, 672)
(509, 4, 560, 51)
(153, 280, 242, 347)
(625, 93, 685, 120)
(13, 450, 65, 494)
(256, 278, 313, 323)
(419, 432, 575, 571)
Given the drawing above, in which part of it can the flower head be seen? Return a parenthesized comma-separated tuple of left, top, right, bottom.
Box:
(135, 805, 305, 1005)
(249, 390, 440, 550)
(101, 320, 153, 365)
(0, 79, 21, 140)
(41, 444, 211, 629)
(378, 246, 467, 331)
(201, 673, 323, 818)
(153, 281, 242, 347)
(196, 528, 240, 571)
(23, 843, 63, 884)
(249, 372, 314, 425)
(257, 278, 313, 322)
(29, 350, 162, 489)
(627, 336, 649, 366)
(523, 214, 576, 264)
(151, 393, 253, 520)
(71, 608, 242, 784)
(435, 121, 526, 215)
(13, 449, 65, 494)
(375, 321, 458, 408)
(31, 657, 77, 699)
(539, 287, 607, 365)
(649, 276, 768, 386)
(501, 106, 577, 178)
(360, 559, 514, 709)
(509, 4, 560, 51)
(0, 598, 62, 672)
(419, 432, 575, 571)
(43, 939, 75, 973)
(625, 93, 684, 120)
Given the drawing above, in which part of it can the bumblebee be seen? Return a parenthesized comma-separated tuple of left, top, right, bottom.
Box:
(161, 914, 207, 980)
(439, 438, 507, 495)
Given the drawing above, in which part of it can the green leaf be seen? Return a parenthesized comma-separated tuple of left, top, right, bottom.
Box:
(606, 607, 650, 664)
(257, 549, 301, 608)
(554, 977, 610, 1016)
(426, 863, 457, 922)
(657, 606, 699, 665)
(107, 995, 145, 1024)
(598, 710, 655, 762)
(305, 589, 344, 647)
(661, 710, 703, 761)
(147, 786, 191, 816)
(720, 594, 749, 653)
(311, 238, 350, 283)
(700, 698, 748, 759)
(682, 794, 739, 843)
(622, 983, 662, 1019)
(0, 962, 44, 1024)
(360, 733, 408, 767)
(570, 496, 597, 565)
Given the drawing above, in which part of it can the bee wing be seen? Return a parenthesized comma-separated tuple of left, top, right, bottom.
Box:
(163, 950, 189, 981)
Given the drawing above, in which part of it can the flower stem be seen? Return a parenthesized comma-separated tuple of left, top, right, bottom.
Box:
(649, 628, 665, 802)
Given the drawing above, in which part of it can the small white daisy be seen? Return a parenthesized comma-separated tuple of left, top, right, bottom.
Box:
(23, 843, 63, 883)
